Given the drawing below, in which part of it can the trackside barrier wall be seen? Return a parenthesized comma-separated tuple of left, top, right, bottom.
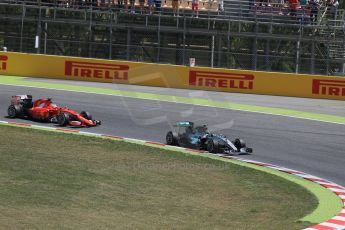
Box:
(0, 52, 344, 101)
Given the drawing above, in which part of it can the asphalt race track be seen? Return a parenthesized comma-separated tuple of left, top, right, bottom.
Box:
(27, 78, 345, 116)
(1, 84, 345, 187)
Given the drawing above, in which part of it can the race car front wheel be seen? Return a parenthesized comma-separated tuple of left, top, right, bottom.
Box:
(234, 138, 246, 150)
(57, 112, 70, 126)
(207, 140, 219, 153)
(81, 111, 93, 120)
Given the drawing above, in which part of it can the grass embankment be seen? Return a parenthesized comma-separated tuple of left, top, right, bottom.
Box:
(0, 125, 317, 229)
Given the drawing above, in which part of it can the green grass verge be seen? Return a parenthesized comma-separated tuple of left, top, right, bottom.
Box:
(0, 125, 318, 230)
(1, 75, 345, 125)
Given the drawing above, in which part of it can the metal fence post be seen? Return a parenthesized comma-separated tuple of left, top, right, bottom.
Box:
(295, 26, 302, 74)
(295, 40, 300, 74)
(20, 3, 25, 52)
(88, 5, 93, 58)
(109, 11, 113, 60)
(252, 21, 258, 71)
(44, 22, 47, 54)
(126, 28, 131, 60)
(326, 42, 330, 75)
(343, 21, 345, 75)
(265, 39, 270, 71)
(342, 30, 345, 75)
(311, 40, 315, 74)
(211, 20, 215, 68)
(182, 17, 186, 65)
(217, 36, 222, 67)
(227, 19, 231, 68)
(36, 2, 42, 54)
(157, 14, 161, 63)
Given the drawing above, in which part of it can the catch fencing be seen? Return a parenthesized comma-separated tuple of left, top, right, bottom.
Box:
(0, 1, 344, 76)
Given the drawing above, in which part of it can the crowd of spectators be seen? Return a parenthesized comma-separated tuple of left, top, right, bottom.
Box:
(254, 0, 339, 23)
(5, 0, 340, 20)
(36, 0, 222, 16)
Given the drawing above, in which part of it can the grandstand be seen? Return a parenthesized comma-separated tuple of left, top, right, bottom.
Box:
(0, 0, 344, 75)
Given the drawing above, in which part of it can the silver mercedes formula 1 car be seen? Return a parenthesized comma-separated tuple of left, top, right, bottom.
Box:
(166, 121, 253, 155)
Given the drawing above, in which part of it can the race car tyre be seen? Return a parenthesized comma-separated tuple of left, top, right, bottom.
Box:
(81, 111, 93, 120)
(207, 140, 219, 153)
(234, 138, 246, 149)
(7, 105, 17, 118)
(94, 120, 102, 125)
(7, 104, 23, 118)
(166, 131, 178, 146)
(57, 112, 70, 126)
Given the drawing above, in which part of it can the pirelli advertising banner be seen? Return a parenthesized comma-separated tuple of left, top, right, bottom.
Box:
(0, 51, 344, 100)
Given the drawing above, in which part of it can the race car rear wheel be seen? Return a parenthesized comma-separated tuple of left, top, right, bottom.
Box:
(166, 131, 177, 146)
(7, 105, 23, 118)
(234, 138, 246, 150)
(207, 140, 219, 153)
(57, 112, 70, 126)
(81, 111, 93, 120)
(7, 105, 17, 118)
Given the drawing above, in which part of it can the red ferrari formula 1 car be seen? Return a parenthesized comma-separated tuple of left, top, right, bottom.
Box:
(7, 95, 101, 127)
